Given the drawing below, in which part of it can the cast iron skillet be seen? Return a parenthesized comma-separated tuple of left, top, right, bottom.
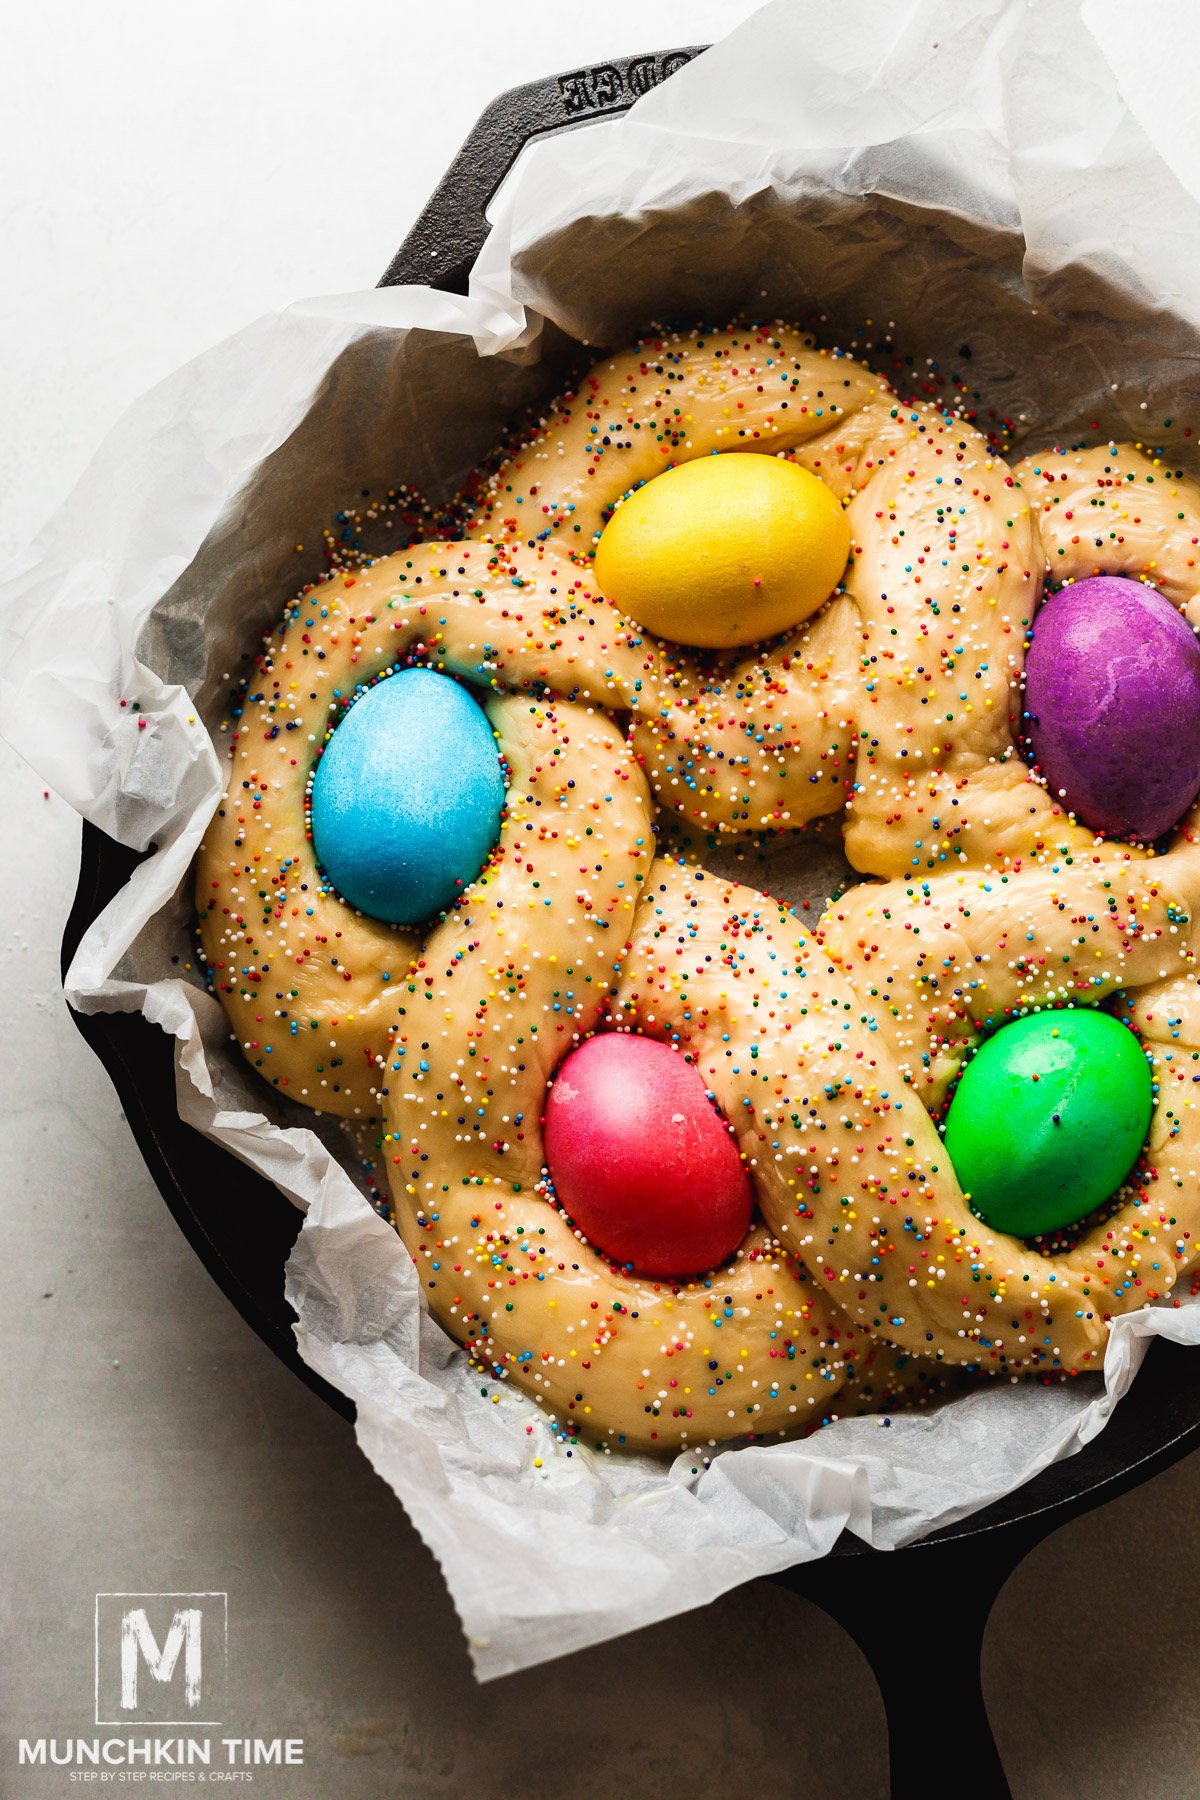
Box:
(61, 48, 1200, 1797)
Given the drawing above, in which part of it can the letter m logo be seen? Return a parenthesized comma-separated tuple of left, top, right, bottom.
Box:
(121, 1607, 201, 1709)
(95, 1593, 227, 1725)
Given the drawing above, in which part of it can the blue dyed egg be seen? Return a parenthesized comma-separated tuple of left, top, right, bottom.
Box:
(310, 668, 504, 925)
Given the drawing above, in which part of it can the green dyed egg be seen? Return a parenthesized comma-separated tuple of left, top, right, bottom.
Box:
(943, 1009, 1152, 1239)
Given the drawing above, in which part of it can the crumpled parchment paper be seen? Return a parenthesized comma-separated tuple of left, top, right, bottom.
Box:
(6, 0, 1200, 1681)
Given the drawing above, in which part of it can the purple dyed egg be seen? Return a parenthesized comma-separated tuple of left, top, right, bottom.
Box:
(1025, 575, 1200, 841)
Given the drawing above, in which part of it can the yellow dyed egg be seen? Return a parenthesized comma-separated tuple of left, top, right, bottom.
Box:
(593, 452, 851, 649)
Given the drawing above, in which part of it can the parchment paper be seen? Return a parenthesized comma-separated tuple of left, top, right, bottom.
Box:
(6, 0, 1200, 1680)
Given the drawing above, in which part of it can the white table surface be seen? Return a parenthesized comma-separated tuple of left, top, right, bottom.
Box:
(5, 4, 1200, 1795)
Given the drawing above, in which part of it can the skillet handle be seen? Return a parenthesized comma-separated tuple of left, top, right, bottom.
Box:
(791, 1526, 1040, 1799)
(378, 46, 704, 293)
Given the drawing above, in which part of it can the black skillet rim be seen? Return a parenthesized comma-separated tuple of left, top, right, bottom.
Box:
(59, 45, 1200, 1557)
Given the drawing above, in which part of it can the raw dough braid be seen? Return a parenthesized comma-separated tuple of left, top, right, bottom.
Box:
(384, 705, 862, 1452)
(196, 325, 1200, 1451)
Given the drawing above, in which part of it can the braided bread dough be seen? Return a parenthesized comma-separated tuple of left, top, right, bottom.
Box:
(197, 324, 1200, 1452)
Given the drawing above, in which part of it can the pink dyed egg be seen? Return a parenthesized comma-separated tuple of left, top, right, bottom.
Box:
(542, 1034, 753, 1277)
